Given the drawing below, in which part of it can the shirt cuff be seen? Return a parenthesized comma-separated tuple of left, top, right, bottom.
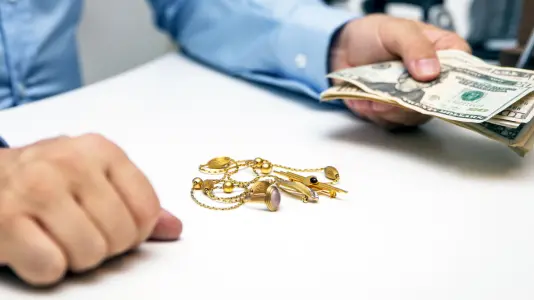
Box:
(0, 136, 8, 148)
(274, 4, 357, 94)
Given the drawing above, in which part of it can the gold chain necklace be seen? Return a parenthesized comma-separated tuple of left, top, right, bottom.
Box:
(190, 157, 347, 212)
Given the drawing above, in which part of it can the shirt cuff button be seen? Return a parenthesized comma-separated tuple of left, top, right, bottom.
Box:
(295, 53, 307, 69)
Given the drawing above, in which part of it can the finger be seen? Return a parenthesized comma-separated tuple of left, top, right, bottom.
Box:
(0, 217, 67, 286)
(370, 106, 431, 127)
(28, 193, 108, 273)
(418, 23, 472, 53)
(345, 100, 397, 128)
(433, 32, 472, 53)
(346, 99, 400, 120)
(75, 172, 139, 256)
(379, 19, 440, 81)
(149, 209, 183, 241)
(345, 99, 375, 116)
(106, 151, 165, 244)
(345, 99, 430, 128)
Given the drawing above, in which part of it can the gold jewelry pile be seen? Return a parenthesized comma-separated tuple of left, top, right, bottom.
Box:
(190, 157, 347, 212)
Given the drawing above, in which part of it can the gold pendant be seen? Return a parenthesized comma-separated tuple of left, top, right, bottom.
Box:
(277, 180, 318, 203)
(205, 157, 232, 169)
(274, 171, 347, 198)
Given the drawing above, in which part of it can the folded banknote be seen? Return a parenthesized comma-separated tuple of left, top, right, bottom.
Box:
(320, 50, 534, 156)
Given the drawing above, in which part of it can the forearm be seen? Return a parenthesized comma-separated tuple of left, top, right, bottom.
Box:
(147, 0, 356, 100)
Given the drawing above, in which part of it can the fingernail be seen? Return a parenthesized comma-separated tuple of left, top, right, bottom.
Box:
(350, 101, 373, 115)
(414, 58, 440, 77)
(345, 100, 356, 109)
(346, 100, 362, 111)
(372, 102, 393, 112)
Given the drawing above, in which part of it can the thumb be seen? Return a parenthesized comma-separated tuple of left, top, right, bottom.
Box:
(380, 19, 440, 81)
(149, 209, 183, 241)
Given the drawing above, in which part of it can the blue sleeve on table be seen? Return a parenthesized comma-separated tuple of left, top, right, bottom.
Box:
(0, 136, 9, 148)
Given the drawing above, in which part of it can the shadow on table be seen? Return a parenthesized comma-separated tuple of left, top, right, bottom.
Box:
(244, 80, 525, 177)
(0, 248, 148, 293)
(327, 119, 525, 178)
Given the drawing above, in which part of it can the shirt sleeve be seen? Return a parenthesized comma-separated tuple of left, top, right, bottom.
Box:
(146, 0, 357, 101)
(0, 136, 8, 148)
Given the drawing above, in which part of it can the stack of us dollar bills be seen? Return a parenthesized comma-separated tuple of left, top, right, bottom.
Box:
(320, 50, 534, 157)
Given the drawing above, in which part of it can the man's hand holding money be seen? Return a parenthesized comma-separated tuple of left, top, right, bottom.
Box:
(329, 14, 472, 129)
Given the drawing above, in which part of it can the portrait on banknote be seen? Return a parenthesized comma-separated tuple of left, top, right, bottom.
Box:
(356, 65, 452, 103)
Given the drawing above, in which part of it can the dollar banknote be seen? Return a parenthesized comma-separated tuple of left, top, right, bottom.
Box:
(327, 57, 534, 124)
(493, 94, 534, 124)
(438, 50, 534, 124)
(320, 49, 534, 156)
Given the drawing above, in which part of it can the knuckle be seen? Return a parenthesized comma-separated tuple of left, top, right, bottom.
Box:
(80, 132, 109, 145)
(16, 144, 42, 164)
(79, 133, 115, 152)
(16, 138, 92, 192)
(55, 135, 70, 140)
(439, 32, 471, 51)
(443, 31, 460, 42)
(51, 147, 87, 178)
(390, 18, 417, 32)
(19, 162, 62, 202)
(403, 19, 418, 27)
(368, 13, 390, 23)
(78, 133, 125, 161)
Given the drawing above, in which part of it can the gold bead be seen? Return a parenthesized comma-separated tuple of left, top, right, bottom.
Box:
(202, 180, 216, 193)
(223, 181, 234, 193)
(261, 162, 272, 174)
(254, 157, 263, 167)
(324, 166, 340, 181)
(192, 177, 203, 190)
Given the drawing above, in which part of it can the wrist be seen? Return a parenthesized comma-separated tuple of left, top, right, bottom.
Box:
(327, 21, 354, 90)
(327, 22, 350, 86)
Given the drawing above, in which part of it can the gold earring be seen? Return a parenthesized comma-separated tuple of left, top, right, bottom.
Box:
(245, 180, 281, 212)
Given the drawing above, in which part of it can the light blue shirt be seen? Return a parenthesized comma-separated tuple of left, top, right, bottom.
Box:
(0, 0, 356, 110)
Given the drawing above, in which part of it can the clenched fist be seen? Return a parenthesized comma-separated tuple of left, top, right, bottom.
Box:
(0, 134, 182, 286)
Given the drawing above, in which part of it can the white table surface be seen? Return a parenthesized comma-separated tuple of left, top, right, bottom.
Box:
(0, 53, 533, 300)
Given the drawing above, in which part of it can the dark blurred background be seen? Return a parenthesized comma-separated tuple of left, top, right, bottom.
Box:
(324, 0, 533, 68)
